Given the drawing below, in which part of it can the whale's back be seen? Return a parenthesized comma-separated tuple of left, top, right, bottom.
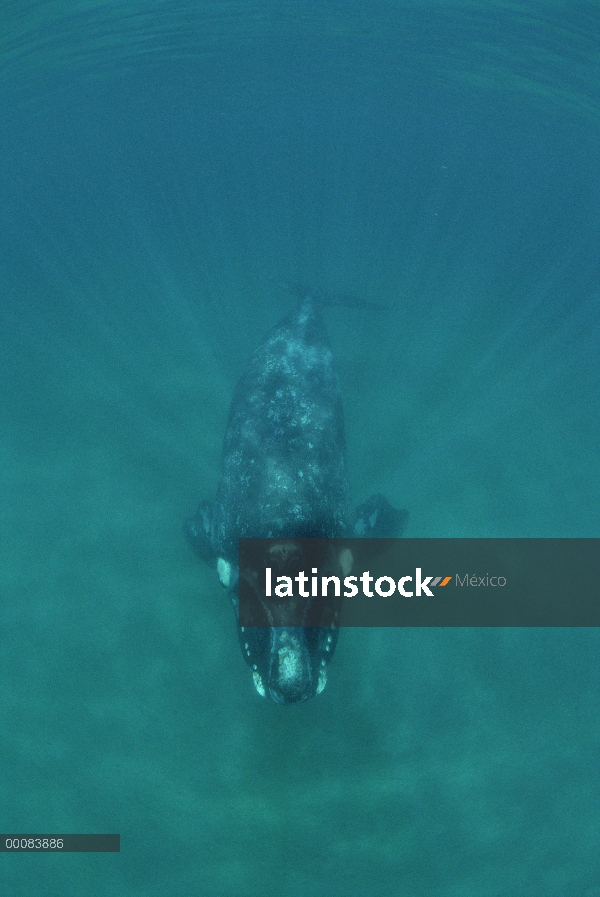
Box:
(213, 300, 351, 560)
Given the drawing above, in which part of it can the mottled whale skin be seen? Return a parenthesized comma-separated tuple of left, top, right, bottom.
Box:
(186, 296, 406, 703)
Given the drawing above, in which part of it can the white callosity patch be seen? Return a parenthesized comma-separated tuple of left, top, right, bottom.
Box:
(217, 557, 231, 588)
(252, 671, 266, 698)
(276, 634, 305, 691)
(316, 665, 327, 695)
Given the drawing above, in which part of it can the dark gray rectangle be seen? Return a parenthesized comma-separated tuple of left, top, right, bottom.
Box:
(239, 538, 600, 626)
(1, 835, 120, 852)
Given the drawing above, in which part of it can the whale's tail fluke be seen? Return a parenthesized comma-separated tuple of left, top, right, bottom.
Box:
(260, 272, 389, 312)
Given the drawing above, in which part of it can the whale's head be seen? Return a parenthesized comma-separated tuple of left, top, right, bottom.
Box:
(186, 494, 406, 703)
(242, 625, 333, 704)
(216, 540, 351, 703)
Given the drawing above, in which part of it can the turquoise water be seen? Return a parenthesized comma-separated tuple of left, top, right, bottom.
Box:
(1, 2, 600, 894)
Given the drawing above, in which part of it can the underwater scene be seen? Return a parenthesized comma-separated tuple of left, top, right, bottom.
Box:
(1, 1, 599, 894)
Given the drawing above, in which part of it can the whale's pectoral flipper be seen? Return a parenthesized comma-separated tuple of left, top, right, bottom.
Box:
(354, 494, 408, 538)
(184, 500, 215, 564)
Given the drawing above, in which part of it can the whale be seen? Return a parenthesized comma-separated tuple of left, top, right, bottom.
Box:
(186, 295, 407, 703)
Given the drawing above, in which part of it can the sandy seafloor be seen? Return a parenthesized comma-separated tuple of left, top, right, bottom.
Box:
(1, 2, 600, 895)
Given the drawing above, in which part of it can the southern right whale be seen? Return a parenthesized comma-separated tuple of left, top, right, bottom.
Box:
(186, 294, 407, 703)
